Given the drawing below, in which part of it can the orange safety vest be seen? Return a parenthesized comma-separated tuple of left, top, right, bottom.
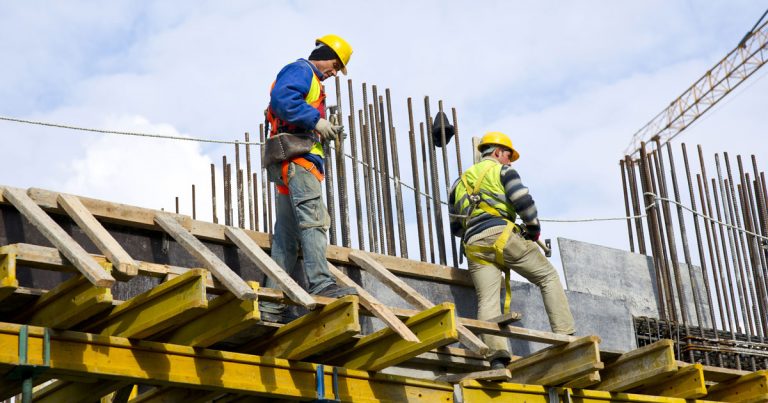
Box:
(266, 63, 326, 194)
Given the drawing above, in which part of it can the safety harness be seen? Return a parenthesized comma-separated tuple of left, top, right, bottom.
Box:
(459, 163, 520, 314)
(277, 157, 325, 195)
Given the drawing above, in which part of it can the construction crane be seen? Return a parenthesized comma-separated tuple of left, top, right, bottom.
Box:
(624, 11, 768, 157)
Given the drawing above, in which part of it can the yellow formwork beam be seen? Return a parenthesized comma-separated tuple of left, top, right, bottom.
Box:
(245, 295, 361, 360)
(595, 339, 677, 392)
(460, 381, 722, 403)
(328, 302, 458, 371)
(637, 363, 707, 399)
(706, 369, 768, 402)
(21, 264, 113, 329)
(0, 322, 454, 402)
(0, 253, 18, 302)
(505, 335, 604, 386)
(132, 387, 226, 403)
(84, 268, 208, 338)
(163, 281, 260, 348)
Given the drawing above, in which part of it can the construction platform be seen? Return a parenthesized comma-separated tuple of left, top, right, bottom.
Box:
(0, 186, 766, 402)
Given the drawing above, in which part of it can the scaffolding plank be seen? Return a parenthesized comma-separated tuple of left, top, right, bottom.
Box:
(224, 226, 315, 309)
(349, 250, 488, 355)
(155, 213, 256, 300)
(0, 253, 18, 302)
(163, 281, 260, 347)
(243, 295, 360, 360)
(0, 322, 455, 401)
(706, 369, 768, 402)
(84, 268, 208, 338)
(635, 363, 706, 399)
(328, 262, 419, 343)
(595, 339, 677, 392)
(435, 368, 511, 383)
(58, 193, 139, 278)
(1, 187, 115, 287)
(505, 335, 604, 386)
(328, 302, 459, 371)
(20, 269, 113, 329)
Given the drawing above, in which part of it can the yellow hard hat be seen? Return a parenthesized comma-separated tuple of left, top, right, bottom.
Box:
(316, 34, 352, 75)
(478, 131, 519, 162)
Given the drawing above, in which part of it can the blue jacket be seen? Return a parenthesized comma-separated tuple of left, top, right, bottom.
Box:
(269, 59, 323, 131)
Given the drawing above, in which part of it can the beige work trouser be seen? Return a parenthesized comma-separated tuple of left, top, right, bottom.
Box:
(467, 229, 575, 357)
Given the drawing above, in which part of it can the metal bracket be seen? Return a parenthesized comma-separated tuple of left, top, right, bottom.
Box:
(5, 325, 50, 403)
(546, 387, 573, 403)
(312, 364, 340, 403)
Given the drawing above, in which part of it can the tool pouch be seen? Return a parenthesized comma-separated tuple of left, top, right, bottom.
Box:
(262, 132, 317, 168)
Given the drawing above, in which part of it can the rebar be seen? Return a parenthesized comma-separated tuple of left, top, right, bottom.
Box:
(620, 160, 635, 252)
(438, 100, 459, 268)
(236, 141, 244, 228)
(408, 98, 426, 261)
(211, 163, 218, 224)
(192, 184, 196, 220)
(386, 89, 408, 258)
(348, 80, 364, 250)
(374, 88, 395, 255)
(424, 96, 447, 265)
(334, 76, 351, 248)
(252, 172, 259, 231)
(245, 132, 254, 230)
(324, 130, 337, 245)
(638, 143, 668, 320)
(625, 156, 647, 254)
(420, 122, 436, 264)
(369, 103, 385, 253)
(359, 110, 376, 252)
(451, 107, 463, 175)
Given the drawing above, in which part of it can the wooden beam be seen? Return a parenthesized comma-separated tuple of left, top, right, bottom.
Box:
(349, 250, 488, 356)
(635, 363, 706, 399)
(0, 253, 18, 302)
(243, 295, 361, 361)
(132, 388, 226, 403)
(1, 187, 114, 287)
(563, 371, 601, 389)
(57, 193, 139, 278)
(35, 380, 129, 403)
(163, 282, 260, 347)
(20, 270, 113, 329)
(328, 302, 459, 371)
(435, 368, 511, 383)
(505, 335, 603, 386)
(594, 339, 677, 392)
(224, 226, 315, 309)
(328, 262, 419, 343)
(706, 369, 768, 402)
(155, 213, 256, 300)
(84, 268, 208, 338)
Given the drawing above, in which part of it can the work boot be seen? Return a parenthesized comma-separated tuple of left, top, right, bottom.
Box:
(488, 350, 511, 370)
(315, 283, 358, 298)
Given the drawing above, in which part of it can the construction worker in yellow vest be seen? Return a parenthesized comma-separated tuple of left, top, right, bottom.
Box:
(260, 35, 357, 323)
(449, 131, 575, 369)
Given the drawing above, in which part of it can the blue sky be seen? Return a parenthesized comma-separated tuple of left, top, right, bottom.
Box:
(1, 1, 766, 276)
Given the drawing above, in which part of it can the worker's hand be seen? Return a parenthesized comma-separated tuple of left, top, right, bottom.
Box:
(333, 125, 346, 141)
(314, 118, 337, 142)
(523, 228, 540, 242)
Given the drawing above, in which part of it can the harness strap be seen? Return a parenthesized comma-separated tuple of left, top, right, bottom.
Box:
(276, 158, 325, 195)
(464, 222, 519, 314)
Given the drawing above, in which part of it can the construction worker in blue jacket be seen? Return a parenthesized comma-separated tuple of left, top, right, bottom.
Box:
(260, 35, 357, 323)
(449, 132, 575, 369)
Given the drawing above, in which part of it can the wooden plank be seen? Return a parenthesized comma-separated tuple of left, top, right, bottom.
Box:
(58, 193, 139, 277)
(327, 262, 419, 343)
(224, 226, 315, 309)
(458, 316, 575, 345)
(1, 187, 115, 287)
(328, 302, 459, 371)
(84, 268, 208, 338)
(505, 335, 603, 386)
(163, 282, 260, 347)
(154, 213, 256, 300)
(349, 250, 489, 355)
(636, 363, 706, 399)
(243, 295, 361, 360)
(20, 271, 113, 329)
(0, 253, 18, 302)
(707, 369, 768, 402)
(563, 371, 601, 389)
(700, 363, 751, 383)
(435, 368, 511, 383)
(594, 339, 677, 392)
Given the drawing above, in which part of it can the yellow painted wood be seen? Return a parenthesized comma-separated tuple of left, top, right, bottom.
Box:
(164, 281, 260, 348)
(132, 387, 226, 403)
(84, 268, 208, 338)
(595, 339, 678, 392)
(329, 302, 459, 371)
(707, 369, 768, 402)
(248, 295, 360, 360)
(24, 266, 113, 329)
(0, 321, 455, 401)
(505, 335, 604, 386)
(637, 363, 707, 399)
(0, 253, 18, 302)
(460, 381, 715, 402)
(564, 371, 602, 389)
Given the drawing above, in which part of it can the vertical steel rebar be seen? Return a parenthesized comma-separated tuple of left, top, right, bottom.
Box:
(620, 159, 636, 252)
(175, 196, 179, 214)
(639, 143, 668, 320)
(211, 163, 218, 224)
(626, 156, 647, 254)
(711, 175, 741, 337)
(424, 96, 447, 265)
(245, 132, 254, 230)
(363, 84, 382, 253)
(408, 98, 427, 261)
(252, 172, 259, 231)
(334, 76, 351, 248)
(421, 122, 436, 264)
(260, 124, 269, 233)
(348, 80, 364, 250)
(192, 184, 196, 220)
(451, 107, 463, 175)
(695, 173, 728, 331)
(223, 156, 230, 226)
(375, 89, 396, 255)
(650, 148, 677, 323)
(369, 104, 385, 253)
(386, 89, 408, 258)
(324, 127, 338, 245)
(438, 101, 459, 268)
(359, 110, 376, 252)
(738, 157, 768, 338)
(236, 141, 244, 228)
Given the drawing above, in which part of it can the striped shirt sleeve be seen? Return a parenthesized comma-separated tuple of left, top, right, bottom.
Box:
(500, 165, 540, 237)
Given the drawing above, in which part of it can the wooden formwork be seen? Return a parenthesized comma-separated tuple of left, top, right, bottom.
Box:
(0, 186, 765, 403)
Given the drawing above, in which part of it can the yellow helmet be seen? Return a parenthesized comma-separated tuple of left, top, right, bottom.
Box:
(316, 34, 352, 75)
(478, 131, 519, 162)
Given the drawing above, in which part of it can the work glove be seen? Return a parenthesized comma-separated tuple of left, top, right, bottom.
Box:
(523, 226, 540, 242)
(314, 118, 344, 142)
